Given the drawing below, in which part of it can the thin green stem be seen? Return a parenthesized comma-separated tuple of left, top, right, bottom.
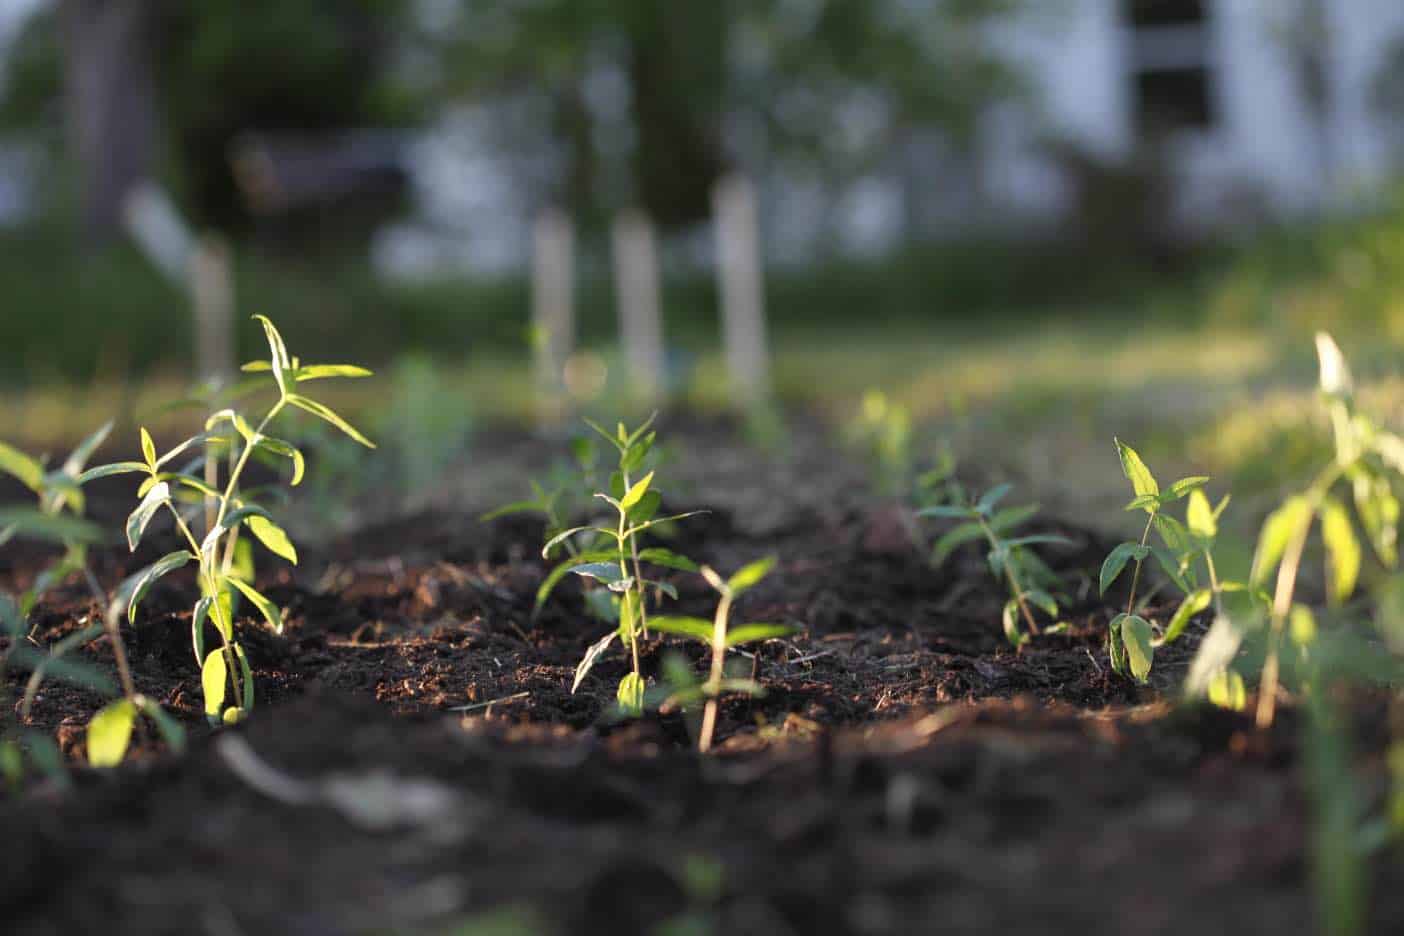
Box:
(1125, 511, 1156, 618)
(977, 515, 1038, 636)
(698, 588, 733, 753)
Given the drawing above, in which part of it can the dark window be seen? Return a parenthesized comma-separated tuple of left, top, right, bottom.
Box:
(1135, 68, 1212, 133)
(1128, 0, 1206, 28)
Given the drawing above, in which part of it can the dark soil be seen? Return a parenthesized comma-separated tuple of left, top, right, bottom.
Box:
(1, 423, 1400, 935)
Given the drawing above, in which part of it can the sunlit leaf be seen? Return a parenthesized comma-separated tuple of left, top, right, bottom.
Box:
(1163, 589, 1211, 644)
(202, 649, 229, 722)
(228, 578, 283, 634)
(1321, 498, 1362, 605)
(1115, 439, 1159, 501)
(286, 394, 375, 448)
(295, 364, 372, 381)
(619, 471, 654, 511)
(127, 551, 194, 624)
(140, 428, 157, 468)
(1121, 614, 1154, 682)
(1186, 489, 1217, 541)
(571, 631, 617, 692)
(125, 482, 171, 551)
(62, 421, 114, 475)
(247, 515, 297, 565)
(0, 440, 43, 491)
(637, 548, 698, 573)
(87, 699, 137, 768)
(1165, 476, 1210, 501)
(727, 556, 775, 594)
(76, 461, 147, 484)
(1251, 495, 1313, 587)
(1291, 604, 1318, 647)
(0, 508, 101, 544)
(726, 622, 800, 647)
(1207, 669, 1246, 711)
(649, 615, 714, 642)
(616, 672, 645, 716)
(1315, 331, 1352, 397)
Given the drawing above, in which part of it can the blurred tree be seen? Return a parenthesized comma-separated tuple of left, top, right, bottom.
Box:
(0, 0, 422, 243)
(439, 0, 1022, 231)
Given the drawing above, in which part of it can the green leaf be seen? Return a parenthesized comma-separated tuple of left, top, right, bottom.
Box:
(623, 510, 708, 540)
(989, 504, 1038, 533)
(135, 698, 187, 754)
(125, 482, 171, 551)
(192, 595, 213, 666)
(1002, 599, 1024, 647)
(1321, 498, 1361, 605)
(975, 483, 1012, 515)
(1003, 534, 1072, 550)
(915, 504, 974, 520)
(295, 364, 372, 381)
(1099, 541, 1147, 595)
(1123, 494, 1161, 512)
(616, 672, 646, 716)
(1165, 476, 1210, 501)
(1291, 604, 1319, 647)
(1154, 513, 1194, 559)
(235, 644, 255, 716)
(1120, 614, 1154, 682)
(571, 562, 628, 586)
(627, 489, 662, 524)
(571, 631, 617, 692)
(726, 622, 800, 647)
(254, 437, 305, 486)
(1163, 589, 1212, 644)
(542, 525, 608, 558)
(87, 699, 137, 767)
(619, 471, 655, 511)
(648, 615, 714, 642)
(1186, 489, 1217, 541)
(202, 649, 229, 722)
(1108, 613, 1128, 675)
(0, 508, 101, 545)
(127, 551, 194, 624)
(76, 461, 148, 484)
(0, 440, 43, 491)
(931, 521, 985, 566)
(247, 515, 298, 565)
(534, 550, 620, 609)
(1115, 439, 1159, 501)
(727, 556, 776, 594)
(1023, 588, 1059, 617)
(481, 499, 547, 522)
(252, 314, 292, 396)
(1150, 545, 1193, 594)
(140, 427, 157, 468)
(286, 394, 375, 448)
(228, 578, 283, 634)
(1184, 614, 1248, 699)
(1353, 473, 1399, 566)
(637, 548, 698, 572)
(1251, 495, 1313, 587)
(1315, 331, 1353, 397)
(1207, 669, 1247, 711)
(63, 421, 114, 475)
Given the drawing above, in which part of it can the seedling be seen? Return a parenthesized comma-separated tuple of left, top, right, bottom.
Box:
(1241, 333, 1402, 728)
(847, 390, 913, 498)
(538, 416, 702, 715)
(1098, 440, 1234, 684)
(0, 427, 187, 773)
(650, 557, 798, 751)
(92, 315, 373, 744)
(918, 483, 1069, 646)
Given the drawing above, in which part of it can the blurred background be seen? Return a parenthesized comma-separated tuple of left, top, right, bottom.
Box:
(3, 0, 1404, 532)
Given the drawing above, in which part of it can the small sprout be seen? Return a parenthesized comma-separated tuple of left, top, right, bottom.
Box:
(917, 482, 1069, 646)
(651, 556, 798, 751)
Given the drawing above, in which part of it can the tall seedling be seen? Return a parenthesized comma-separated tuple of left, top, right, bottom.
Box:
(97, 316, 373, 745)
(538, 417, 702, 715)
(651, 557, 798, 751)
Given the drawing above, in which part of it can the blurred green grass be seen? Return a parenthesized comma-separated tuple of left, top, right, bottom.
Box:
(5, 189, 1404, 530)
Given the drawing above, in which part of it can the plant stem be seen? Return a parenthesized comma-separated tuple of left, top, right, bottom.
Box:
(217, 402, 284, 576)
(617, 510, 641, 679)
(698, 588, 733, 753)
(977, 516, 1038, 635)
(81, 565, 136, 701)
(1125, 511, 1156, 618)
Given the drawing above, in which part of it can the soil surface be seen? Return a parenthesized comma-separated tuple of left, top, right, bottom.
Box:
(2, 420, 1400, 935)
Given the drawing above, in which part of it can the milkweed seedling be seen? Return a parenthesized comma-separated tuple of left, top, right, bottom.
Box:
(92, 316, 373, 746)
(918, 483, 1070, 646)
(650, 557, 798, 751)
(539, 416, 703, 715)
(1241, 333, 1403, 728)
(0, 427, 187, 772)
(1098, 440, 1245, 685)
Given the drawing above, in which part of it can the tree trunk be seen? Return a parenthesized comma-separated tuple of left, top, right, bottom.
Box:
(60, 0, 159, 246)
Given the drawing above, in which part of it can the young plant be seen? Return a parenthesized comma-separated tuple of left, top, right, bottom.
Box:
(93, 315, 374, 742)
(538, 416, 702, 715)
(1242, 333, 1403, 728)
(0, 427, 187, 771)
(918, 483, 1069, 646)
(1098, 440, 1224, 683)
(650, 557, 798, 751)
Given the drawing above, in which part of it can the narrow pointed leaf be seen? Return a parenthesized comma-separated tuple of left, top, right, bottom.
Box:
(247, 515, 298, 565)
(975, 483, 1012, 515)
(295, 364, 372, 380)
(932, 521, 984, 566)
(648, 616, 714, 642)
(1186, 488, 1216, 541)
(202, 649, 229, 721)
(727, 556, 776, 594)
(127, 551, 194, 624)
(0, 441, 43, 491)
(1121, 614, 1154, 682)
(140, 428, 157, 468)
(619, 471, 655, 511)
(1100, 541, 1146, 595)
(637, 548, 698, 572)
(76, 461, 148, 484)
(1321, 498, 1361, 605)
(1115, 439, 1159, 500)
(1162, 588, 1212, 644)
(126, 482, 171, 551)
(63, 421, 114, 475)
(726, 622, 800, 647)
(1251, 495, 1313, 586)
(228, 577, 283, 634)
(286, 394, 375, 448)
(571, 631, 617, 692)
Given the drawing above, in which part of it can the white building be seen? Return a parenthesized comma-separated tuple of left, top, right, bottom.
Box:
(976, 0, 1404, 233)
